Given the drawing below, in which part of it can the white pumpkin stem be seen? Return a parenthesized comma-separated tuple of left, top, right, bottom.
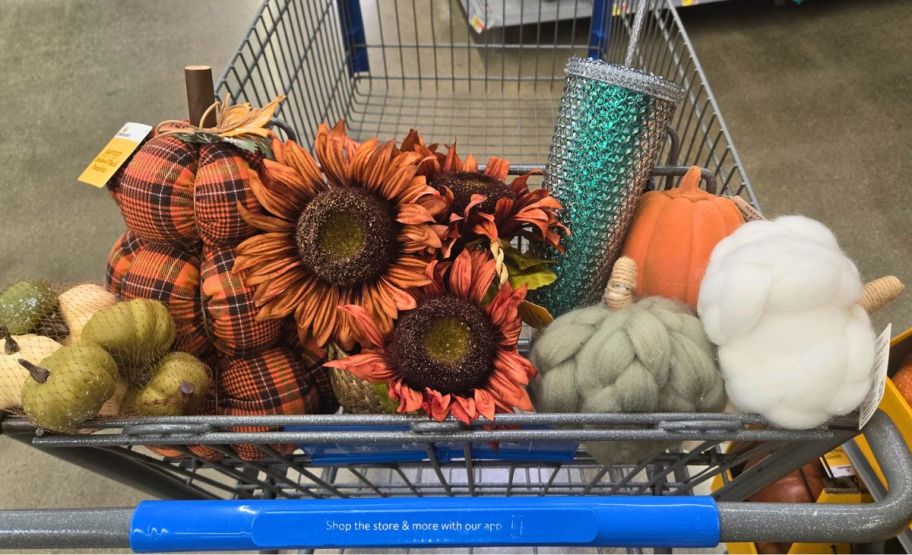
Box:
(860, 276, 904, 314)
(603, 257, 637, 310)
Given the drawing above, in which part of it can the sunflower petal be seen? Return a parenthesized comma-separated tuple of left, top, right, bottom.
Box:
(483, 156, 510, 181)
(390, 379, 424, 413)
(487, 282, 526, 346)
(463, 154, 479, 173)
(312, 285, 339, 347)
(325, 351, 396, 381)
(237, 202, 294, 232)
(396, 203, 435, 225)
(248, 170, 300, 220)
(385, 256, 433, 289)
(283, 140, 325, 191)
(448, 249, 473, 299)
(337, 304, 387, 348)
(381, 278, 417, 311)
(474, 388, 496, 421)
(423, 388, 454, 421)
(494, 350, 535, 385)
(234, 233, 297, 262)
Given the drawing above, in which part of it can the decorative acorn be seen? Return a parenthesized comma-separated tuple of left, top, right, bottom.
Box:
(20, 342, 117, 431)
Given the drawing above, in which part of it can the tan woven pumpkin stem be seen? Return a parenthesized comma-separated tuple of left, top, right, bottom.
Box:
(603, 256, 637, 310)
(860, 276, 904, 314)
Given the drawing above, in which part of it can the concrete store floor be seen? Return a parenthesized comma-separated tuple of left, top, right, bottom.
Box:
(0, 0, 910, 542)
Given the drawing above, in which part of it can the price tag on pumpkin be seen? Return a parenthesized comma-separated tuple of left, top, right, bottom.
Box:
(858, 323, 892, 430)
(77, 122, 152, 188)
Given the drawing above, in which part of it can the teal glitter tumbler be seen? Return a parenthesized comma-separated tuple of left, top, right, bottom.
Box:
(530, 58, 684, 317)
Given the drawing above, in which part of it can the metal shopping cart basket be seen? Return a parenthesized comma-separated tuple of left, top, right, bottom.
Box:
(2, 0, 911, 552)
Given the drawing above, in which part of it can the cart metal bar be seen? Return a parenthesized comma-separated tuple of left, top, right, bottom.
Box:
(712, 424, 856, 502)
(843, 437, 912, 551)
(0, 508, 132, 550)
(1, 422, 210, 501)
(28, 426, 850, 448)
(12, 410, 852, 428)
(718, 411, 912, 544)
(1, 411, 909, 551)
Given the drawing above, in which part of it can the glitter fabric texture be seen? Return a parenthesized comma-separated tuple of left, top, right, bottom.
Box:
(530, 58, 684, 317)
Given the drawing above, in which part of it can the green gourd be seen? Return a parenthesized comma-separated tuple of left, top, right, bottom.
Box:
(0, 330, 61, 410)
(122, 352, 209, 416)
(0, 280, 58, 335)
(81, 299, 176, 385)
(20, 342, 117, 431)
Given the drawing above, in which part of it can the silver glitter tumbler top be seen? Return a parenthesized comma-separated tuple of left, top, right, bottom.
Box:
(530, 58, 683, 317)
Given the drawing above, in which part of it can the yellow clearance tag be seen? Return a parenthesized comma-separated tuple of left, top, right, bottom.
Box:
(77, 122, 152, 188)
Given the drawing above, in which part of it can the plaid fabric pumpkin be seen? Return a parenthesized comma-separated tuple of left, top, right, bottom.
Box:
(117, 242, 210, 357)
(109, 132, 264, 248)
(218, 347, 320, 461)
(278, 320, 337, 414)
(111, 135, 199, 247)
(194, 144, 260, 246)
(106, 230, 145, 296)
(200, 244, 283, 356)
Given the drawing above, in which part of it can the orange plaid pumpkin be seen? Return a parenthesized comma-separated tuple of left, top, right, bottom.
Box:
(218, 347, 321, 461)
(110, 241, 210, 358)
(106, 230, 144, 295)
(102, 108, 339, 435)
(194, 144, 262, 246)
(200, 244, 283, 356)
(110, 135, 199, 247)
(108, 133, 263, 248)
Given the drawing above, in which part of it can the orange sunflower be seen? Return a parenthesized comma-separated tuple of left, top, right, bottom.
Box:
(233, 123, 448, 350)
(401, 131, 568, 256)
(324, 248, 537, 423)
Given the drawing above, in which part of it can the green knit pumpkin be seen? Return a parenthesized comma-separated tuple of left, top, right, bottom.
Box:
(530, 257, 725, 465)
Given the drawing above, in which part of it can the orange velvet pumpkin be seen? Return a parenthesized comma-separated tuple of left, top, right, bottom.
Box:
(621, 166, 744, 308)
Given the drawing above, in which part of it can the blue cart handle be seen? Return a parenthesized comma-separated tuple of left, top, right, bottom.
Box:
(130, 496, 718, 552)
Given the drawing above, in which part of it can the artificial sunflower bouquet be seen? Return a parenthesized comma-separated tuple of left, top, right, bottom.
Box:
(233, 119, 569, 423)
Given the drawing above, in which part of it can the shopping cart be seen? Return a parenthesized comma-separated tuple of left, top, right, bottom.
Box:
(1, 0, 909, 552)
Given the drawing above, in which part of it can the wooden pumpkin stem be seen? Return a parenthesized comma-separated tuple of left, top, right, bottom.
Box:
(603, 256, 637, 310)
(18, 359, 49, 384)
(0, 326, 18, 355)
(860, 276, 904, 314)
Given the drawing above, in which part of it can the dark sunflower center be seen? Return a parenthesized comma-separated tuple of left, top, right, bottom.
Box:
(432, 171, 515, 214)
(391, 295, 496, 395)
(296, 187, 397, 288)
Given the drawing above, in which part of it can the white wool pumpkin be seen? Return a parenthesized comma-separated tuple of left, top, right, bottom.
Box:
(698, 215, 875, 429)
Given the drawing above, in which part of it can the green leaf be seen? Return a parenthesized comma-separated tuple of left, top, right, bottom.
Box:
(371, 382, 400, 414)
(508, 267, 557, 291)
(501, 243, 556, 270)
(174, 131, 222, 145)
